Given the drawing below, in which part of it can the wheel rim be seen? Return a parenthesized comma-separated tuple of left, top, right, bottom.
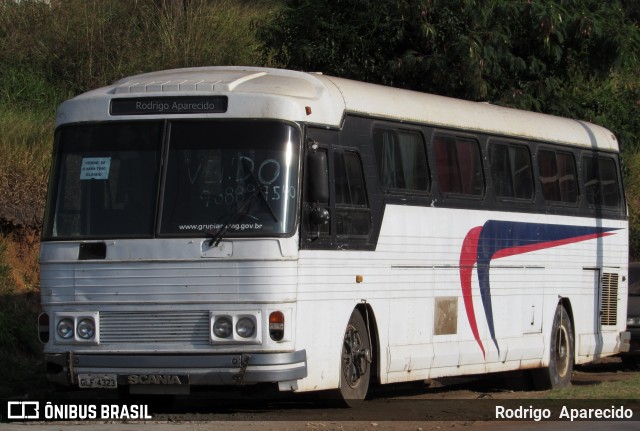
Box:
(342, 324, 369, 389)
(555, 324, 570, 377)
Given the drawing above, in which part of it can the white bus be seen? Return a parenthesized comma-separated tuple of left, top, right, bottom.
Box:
(39, 66, 630, 400)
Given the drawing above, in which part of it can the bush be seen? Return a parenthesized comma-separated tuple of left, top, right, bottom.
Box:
(0, 108, 52, 227)
(624, 151, 640, 260)
(0, 0, 278, 100)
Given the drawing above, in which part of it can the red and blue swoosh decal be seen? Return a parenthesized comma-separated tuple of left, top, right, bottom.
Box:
(459, 220, 618, 358)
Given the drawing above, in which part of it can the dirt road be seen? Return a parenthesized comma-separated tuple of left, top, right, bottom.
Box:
(3, 359, 639, 430)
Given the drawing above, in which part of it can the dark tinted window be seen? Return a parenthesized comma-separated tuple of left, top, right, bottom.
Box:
(335, 151, 367, 206)
(44, 122, 162, 238)
(334, 150, 371, 236)
(582, 155, 621, 209)
(434, 134, 484, 196)
(161, 121, 300, 236)
(374, 129, 429, 192)
(538, 150, 578, 204)
(490, 143, 534, 200)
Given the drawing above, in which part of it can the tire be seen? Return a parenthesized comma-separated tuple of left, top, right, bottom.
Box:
(339, 310, 372, 403)
(620, 354, 640, 370)
(533, 305, 574, 390)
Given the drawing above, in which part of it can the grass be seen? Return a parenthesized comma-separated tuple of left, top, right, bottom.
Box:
(0, 108, 53, 228)
(546, 370, 640, 399)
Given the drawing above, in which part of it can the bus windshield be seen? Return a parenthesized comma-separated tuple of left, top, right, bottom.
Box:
(160, 121, 299, 237)
(44, 120, 300, 240)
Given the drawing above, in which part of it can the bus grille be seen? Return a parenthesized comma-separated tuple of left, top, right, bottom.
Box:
(600, 273, 619, 326)
(99, 311, 210, 345)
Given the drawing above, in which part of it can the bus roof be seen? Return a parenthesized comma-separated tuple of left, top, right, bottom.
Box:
(56, 66, 618, 151)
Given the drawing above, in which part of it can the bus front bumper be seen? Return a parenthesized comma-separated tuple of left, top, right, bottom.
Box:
(45, 350, 307, 390)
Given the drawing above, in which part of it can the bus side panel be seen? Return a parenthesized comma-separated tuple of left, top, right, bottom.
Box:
(295, 202, 626, 390)
(295, 250, 391, 391)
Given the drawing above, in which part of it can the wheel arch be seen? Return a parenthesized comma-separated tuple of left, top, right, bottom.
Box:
(558, 296, 576, 358)
(355, 302, 381, 385)
(532, 298, 576, 390)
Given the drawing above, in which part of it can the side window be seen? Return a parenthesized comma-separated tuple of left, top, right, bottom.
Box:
(434, 134, 484, 196)
(334, 150, 371, 236)
(490, 143, 534, 200)
(538, 149, 578, 204)
(582, 155, 621, 209)
(373, 128, 429, 192)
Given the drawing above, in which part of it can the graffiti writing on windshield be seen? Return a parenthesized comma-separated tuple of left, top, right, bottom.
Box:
(186, 155, 295, 208)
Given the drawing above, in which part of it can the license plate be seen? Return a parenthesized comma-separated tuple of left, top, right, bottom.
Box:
(77, 373, 118, 388)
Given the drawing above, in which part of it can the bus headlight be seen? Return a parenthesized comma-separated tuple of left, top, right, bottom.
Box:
(210, 311, 262, 344)
(54, 312, 100, 344)
(57, 318, 74, 339)
(236, 317, 255, 338)
(77, 318, 96, 339)
(213, 316, 233, 338)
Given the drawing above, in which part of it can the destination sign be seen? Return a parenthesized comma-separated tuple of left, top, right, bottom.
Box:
(110, 96, 228, 115)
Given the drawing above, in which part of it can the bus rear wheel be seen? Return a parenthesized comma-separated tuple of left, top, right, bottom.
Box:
(339, 310, 372, 403)
(534, 305, 574, 389)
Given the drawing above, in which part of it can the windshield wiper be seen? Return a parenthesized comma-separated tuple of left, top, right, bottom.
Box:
(242, 158, 278, 223)
(207, 158, 280, 247)
(207, 190, 259, 247)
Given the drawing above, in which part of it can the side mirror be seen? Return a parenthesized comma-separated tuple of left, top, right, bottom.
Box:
(306, 149, 329, 205)
(310, 206, 330, 225)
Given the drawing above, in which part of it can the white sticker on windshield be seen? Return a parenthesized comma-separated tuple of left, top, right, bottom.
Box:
(80, 157, 111, 180)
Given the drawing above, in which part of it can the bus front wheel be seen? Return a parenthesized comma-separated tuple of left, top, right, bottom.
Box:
(339, 310, 372, 403)
(534, 305, 574, 389)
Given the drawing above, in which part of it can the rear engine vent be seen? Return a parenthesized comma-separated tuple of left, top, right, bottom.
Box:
(600, 272, 619, 326)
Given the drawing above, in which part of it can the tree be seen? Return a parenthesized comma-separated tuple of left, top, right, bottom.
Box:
(261, 0, 639, 111)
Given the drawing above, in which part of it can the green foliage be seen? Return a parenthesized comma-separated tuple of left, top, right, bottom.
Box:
(0, 108, 53, 227)
(547, 67, 640, 152)
(0, 67, 67, 113)
(624, 150, 640, 259)
(260, 0, 640, 108)
(0, 0, 276, 102)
